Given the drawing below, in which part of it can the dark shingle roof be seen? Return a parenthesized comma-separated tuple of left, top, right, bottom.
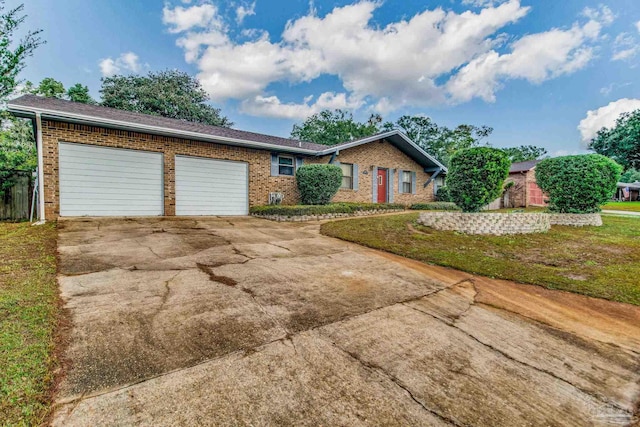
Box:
(509, 160, 539, 173)
(8, 95, 328, 152)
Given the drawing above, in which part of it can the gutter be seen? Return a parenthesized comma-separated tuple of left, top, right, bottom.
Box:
(7, 104, 320, 156)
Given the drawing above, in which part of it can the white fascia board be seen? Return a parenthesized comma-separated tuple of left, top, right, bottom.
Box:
(7, 104, 319, 155)
(319, 130, 448, 171)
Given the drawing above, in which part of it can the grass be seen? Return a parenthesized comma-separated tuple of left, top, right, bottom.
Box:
(601, 201, 640, 212)
(0, 222, 62, 426)
(321, 213, 640, 306)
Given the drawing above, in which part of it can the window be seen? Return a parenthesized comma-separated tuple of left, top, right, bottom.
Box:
(402, 171, 412, 193)
(278, 156, 294, 176)
(340, 163, 354, 189)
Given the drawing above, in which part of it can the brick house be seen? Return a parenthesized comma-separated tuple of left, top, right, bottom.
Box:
(504, 160, 547, 208)
(8, 95, 446, 220)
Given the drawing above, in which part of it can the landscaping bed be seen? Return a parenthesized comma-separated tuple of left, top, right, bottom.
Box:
(250, 203, 405, 221)
(0, 222, 63, 426)
(321, 213, 640, 306)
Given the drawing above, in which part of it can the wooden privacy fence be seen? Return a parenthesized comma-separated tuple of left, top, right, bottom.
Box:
(0, 172, 33, 221)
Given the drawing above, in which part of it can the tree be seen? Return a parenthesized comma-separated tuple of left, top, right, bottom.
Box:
(0, 117, 35, 197)
(446, 147, 510, 212)
(382, 115, 492, 166)
(291, 109, 380, 146)
(100, 69, 232, 127)
(26, 77, 65, 98)
(536, 154, 622, 213)
(501, 145, 547, 163)
(296, 164, 343, 205)
(620, 168, 640, 183)
(589, 109, 640, 170)
(66, 83, 95, 104)
(0, 2, 44, 101)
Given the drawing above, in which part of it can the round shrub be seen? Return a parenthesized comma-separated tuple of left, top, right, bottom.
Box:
(296, 164, 342, 205)
(435, 186, 452, 202)
(535, 154, 622, 213)
(447, 147, 510, 212)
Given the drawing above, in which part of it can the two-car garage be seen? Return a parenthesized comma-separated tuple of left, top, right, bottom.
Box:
(58, 142, 248, 217)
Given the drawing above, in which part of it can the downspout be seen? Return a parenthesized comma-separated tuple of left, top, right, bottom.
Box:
(328, 151, 338, 164)
(34, 112, 45, 223)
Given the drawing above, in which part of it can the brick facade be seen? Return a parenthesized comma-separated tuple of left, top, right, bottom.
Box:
(505, 168, 546, 208)
(41, 121, 435, 218)
(309, 139, 436, 205)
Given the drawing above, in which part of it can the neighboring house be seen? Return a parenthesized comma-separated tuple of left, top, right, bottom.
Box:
(614, 182, 640, 201)
(8, 95, 446, 220)
(504, 160, 547, 208)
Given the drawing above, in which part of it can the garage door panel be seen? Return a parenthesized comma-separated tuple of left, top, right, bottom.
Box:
(175, 156, 248, 216)
(59, 143, 164, 216)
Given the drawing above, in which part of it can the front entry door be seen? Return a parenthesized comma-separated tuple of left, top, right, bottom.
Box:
(377, 168, 387, 203)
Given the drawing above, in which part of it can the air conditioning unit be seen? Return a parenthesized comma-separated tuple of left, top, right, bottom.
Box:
(269, 192, 284, 205)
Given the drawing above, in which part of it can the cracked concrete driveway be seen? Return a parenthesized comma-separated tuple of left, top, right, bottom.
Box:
(53, 217, 640, 426)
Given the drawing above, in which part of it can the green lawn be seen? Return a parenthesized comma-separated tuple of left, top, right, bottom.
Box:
(0, 222, 61, 426)
(601, 201, 640, 212)
(321, 213, 640, 306)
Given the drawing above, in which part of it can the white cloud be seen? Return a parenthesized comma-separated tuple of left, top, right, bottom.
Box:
(163, 0, 611, 118)
(578, 98, 640, 144)
(162, 3, 222, 33)
(241, 92, 363, 119)
(461, 0, 508, 7)
(612, 32, 639, 61)
(582, 5, 615, 25)
(98, 51, 143, 77)
(636, 20, 640, 33)
(236, 2, 256, 25)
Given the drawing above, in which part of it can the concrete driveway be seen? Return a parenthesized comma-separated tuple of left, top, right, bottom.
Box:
(53, 217, 640, 426)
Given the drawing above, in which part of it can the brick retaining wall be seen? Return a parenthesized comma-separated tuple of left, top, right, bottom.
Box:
(418, 212, 550, 235)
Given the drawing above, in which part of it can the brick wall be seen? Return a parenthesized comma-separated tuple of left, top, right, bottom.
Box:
(41, 123, 435, 218)
(309, 139, 436, 205)
(41, 121, 301, 218)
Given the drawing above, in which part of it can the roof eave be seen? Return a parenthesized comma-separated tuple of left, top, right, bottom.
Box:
(6, 103, 320, 155)
(319, 130, 447, 171)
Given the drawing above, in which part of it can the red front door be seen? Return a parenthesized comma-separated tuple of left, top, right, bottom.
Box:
(377, 169, 387, 203)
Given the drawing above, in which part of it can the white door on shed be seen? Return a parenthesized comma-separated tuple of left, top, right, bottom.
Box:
(58, 142, 164, 216)
(175, 156, 248, 216)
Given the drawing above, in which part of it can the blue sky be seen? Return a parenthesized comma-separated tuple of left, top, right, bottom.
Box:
(12, 0, 640, 155)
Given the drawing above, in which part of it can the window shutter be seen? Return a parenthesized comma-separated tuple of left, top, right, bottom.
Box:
(295, 157, 304, 171)
(411, 171, 417, 194)
(271, 153, 279, 176)
(353, 164, 359, 191)
(388, 169, 394, 203)
(372, 166, 378, 202)
(398, 169, 404, 193)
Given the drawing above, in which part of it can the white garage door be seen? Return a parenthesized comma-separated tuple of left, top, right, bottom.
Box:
(175, 155, 248, 216)
(59, 142, 164, 216)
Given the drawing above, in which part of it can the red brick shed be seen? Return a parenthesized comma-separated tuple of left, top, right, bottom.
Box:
(504, 160, 547, 208)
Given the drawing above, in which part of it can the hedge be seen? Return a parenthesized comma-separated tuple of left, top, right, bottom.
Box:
(296, 164, 342, 205)
(447, 147, 510, 212)
(536, 154, 622, 213)
(435, 186, 452, 202)
(409, 202, 460, 211)
(250, 202, 405, 217)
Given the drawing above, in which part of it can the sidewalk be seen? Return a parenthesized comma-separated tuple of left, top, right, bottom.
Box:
(601, 210, 640, 216)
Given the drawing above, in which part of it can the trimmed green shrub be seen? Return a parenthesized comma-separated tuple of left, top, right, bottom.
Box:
(435, 186, 452, 202)
(447, 147, 510, 212)
(536, 154, 622, 213)
(296, 164, 342, 205)
(409, 202, 459, 211)
(250, 202, 405, 217)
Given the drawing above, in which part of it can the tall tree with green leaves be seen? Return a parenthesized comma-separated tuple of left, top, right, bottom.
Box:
(27, 77, 65, 98)
(291, 109, 381, 146)
(589, 109, 640, 170)
(0, 117, 35, 197)
(66, 83, 95, 104)
(0, 2, 44, 101)
(100, 69, 232, 127)
(382, 115, 492, 166)
(501, 145, 548, 163)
